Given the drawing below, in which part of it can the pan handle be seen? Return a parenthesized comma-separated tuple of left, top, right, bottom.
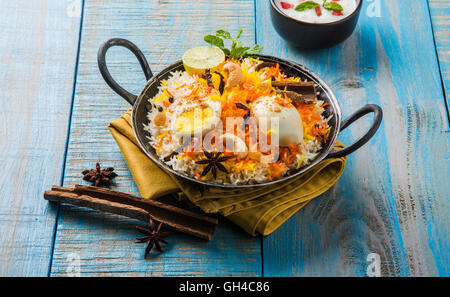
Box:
(97, 38, 153, 105)
(327, 104, 383, 159)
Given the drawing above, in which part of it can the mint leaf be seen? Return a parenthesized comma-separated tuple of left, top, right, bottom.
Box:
(204, 35, 225, 49)
(231, 46, 250, 59)
(231, 40, 243, 51)
(295, 1, 320, 11)
(235, 28, 243, 40)
(216, 30, 232, 39)
(245, 44, 263, 55)
(204, 29, 263, 59)
(323, 2, 343, 11)
(230, 40, 243, 59)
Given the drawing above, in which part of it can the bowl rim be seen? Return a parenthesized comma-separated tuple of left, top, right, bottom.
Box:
(270, 0, 363, 27)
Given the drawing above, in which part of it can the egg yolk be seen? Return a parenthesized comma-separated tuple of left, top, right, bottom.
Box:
(174, 106, 213, 133)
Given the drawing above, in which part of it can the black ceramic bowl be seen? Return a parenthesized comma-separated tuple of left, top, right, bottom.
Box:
(270, 0, 363, 49)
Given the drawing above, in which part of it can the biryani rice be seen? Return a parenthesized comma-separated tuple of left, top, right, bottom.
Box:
(143, 58, 331, 185)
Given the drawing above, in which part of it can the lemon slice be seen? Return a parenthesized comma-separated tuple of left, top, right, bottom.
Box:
(182, 46, 225, 76)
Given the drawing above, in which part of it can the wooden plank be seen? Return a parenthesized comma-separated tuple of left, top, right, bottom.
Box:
(429, 0, 450, 120)
(50, 0, 261, 276)
(0, 0, 82, 276)
(257, 0, 449, 276)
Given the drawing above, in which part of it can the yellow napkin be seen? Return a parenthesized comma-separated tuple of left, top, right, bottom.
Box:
(108, 110, 346, 236)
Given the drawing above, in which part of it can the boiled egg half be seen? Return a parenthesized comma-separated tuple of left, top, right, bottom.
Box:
(170, 97, 222, 138)
(252, 95, 303, 146)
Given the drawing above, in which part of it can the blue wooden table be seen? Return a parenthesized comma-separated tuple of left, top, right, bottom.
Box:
(0, 0, 448, 277)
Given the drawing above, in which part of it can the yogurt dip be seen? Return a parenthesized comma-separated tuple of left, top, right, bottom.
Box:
(277, 0, 358, 24)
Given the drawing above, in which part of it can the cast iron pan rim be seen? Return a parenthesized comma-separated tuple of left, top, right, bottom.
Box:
(131, 54, 342, 189)
(270, 0, 363, 27)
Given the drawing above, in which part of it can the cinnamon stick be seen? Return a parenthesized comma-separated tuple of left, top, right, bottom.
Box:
(275, 90, 315, 104)
(272, 81, 317, 103)
(45, 185, 218, 240)
(44, 189, 150, 221)
(272, 81, 316, 88)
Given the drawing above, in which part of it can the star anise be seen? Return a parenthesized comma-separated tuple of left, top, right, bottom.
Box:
(81, 162, 117, 187)
(136, 217, 172, 259)
(195, 150, 233, 179)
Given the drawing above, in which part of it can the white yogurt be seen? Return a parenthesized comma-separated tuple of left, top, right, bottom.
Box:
(277, 0, 358, 24)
